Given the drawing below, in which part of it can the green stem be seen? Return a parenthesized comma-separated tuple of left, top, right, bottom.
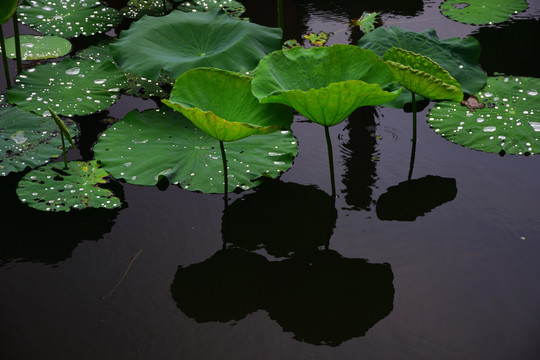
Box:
(162, 0, 168, 11)
(220, 140, 228, 249)
(12, 11, 22, 72)
(61, 132, 68, 169)
(0, 26, 11, 89)
(324, 125, 336, 199)
(408, 92, 417, 180)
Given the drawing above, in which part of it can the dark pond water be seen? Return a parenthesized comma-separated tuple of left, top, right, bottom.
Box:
(1, 1, 540, 359)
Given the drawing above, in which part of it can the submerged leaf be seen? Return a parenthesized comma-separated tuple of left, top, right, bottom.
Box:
(93, 107, 298, 193)
(358, 26, 486, 107)
(252, 44, 400, 127)
(110, 9, 281, 80)
(0, 106, 78, 176)
(163, 68, 292, 142)
(383, 47, 463, 102)
(7, 58, 126, 116)
(0, 35, 71, 60)
(440, 0, 528, 25)
(428, 76, 540, 155)
(16, 161, 121, 212)
(18, 0, 121, 38)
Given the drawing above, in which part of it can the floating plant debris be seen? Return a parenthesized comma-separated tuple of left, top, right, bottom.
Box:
(93, 107, 298, 193)
(18, 0, 121, 38)
(0, 35, 71, 60)
(16, 160, 121, 212)
(428, 76, 540, 155)
(7, 58, 126, 116)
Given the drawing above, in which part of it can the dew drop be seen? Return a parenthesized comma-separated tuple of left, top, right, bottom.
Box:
(527, 89, 538, 96)
(93, 79, 107, 85)
(65, 67, 80, 75)
(483, 126, 496, 132)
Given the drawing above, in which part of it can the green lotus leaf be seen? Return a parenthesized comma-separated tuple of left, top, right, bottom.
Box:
(251, 44, 401, 127)
(76, 42, 173, 98)
(176, 0, 247, 19)
(93, 107, 298, 193)
(18, 0, 121, 38)
(0, 0, 18, 24)
(122, 0, 173, 19)
(440, 0, 528, 25)
(7, 58, 126, 116)
(0, 35, 71, 60)
(383, 47, 463, 102)
(109, 9, 281, 81)
(0, 106, 78, 176)
(428, 76, 540, 155)
(16, 160, 121, 212)
(358, 26, 487, 107)
(163, 68, 292, 142)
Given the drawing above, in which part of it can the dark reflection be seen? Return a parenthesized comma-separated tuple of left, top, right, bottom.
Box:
(472, 20, 540, 77)
(242, 0, 424, 42)
(222, 180, 337, 257)
(376, 175, 457, 221)
(340, 107, 379, 211)
(0, 171, 121, 266)
(171, 248, 394, 346)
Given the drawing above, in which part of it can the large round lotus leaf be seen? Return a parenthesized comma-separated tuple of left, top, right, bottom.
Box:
(18, 0, 121, 38)
(0, 0, 18, 24)
(163, 68, 292, 142)
(383, 47, 463, 102)
(122, 0, 173, 19)
(251, 44, 400, 127)
(109, 9, 282, 81)
(176, 0, 246, 19)
(440, 0, 528, 25)
(1, 35, 71, 60)
(17, 160, 121, 212)
(76, 42, 172, 99)
(428, 76, 540, 155)
(93, 107, 298, 193)
(7, 58, 126, 117)
(0, 106, 78, 176)
(358, 26, 487, 107)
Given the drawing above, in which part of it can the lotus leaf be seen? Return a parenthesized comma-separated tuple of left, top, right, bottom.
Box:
(76, 43, 172, 98)
(0, 35, 71, 60)
(16, 160, 121, 212)
(251, 44, 401, 127)
(0, 0, 18, 24)
(163, 68, 292, 142)
(177, 0, 246, 19)
(0, 106, 78, 176)
(428, 76, 540, 155)
(7, 58, 126, 117)
(109, 9, 281, 80)
(18, 0, 121, 38)
(93, 107, 298, 193)
(440, 0, 528, 25)
(383, 47, 463, 102)
(122, 0, 173, 19)
(358, 26, 487, 107)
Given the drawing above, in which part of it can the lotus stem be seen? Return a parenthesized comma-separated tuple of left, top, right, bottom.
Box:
(162, 0, 167, 12)
(408, 92, 417, 180)
(12, 11, 22, 72)
(324, 125, 336, 199)
(220, 140, 229, 248)
(60, 132, 68, 169)
(0, 26, 11, 89)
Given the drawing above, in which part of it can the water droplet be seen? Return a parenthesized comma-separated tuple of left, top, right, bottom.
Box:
(123, 162, 132, 167)
(483, 126, 496, 132)
(476, 118, 484, 123)
(93, 79, 107, 85)
(132, 139, 149, 144)
(529, 122, 540, 132)
(65, 67, 80, 75)
(484, 92, 493, 97)
(527, 89, 538, 96)
(11, 131, 28, 144)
